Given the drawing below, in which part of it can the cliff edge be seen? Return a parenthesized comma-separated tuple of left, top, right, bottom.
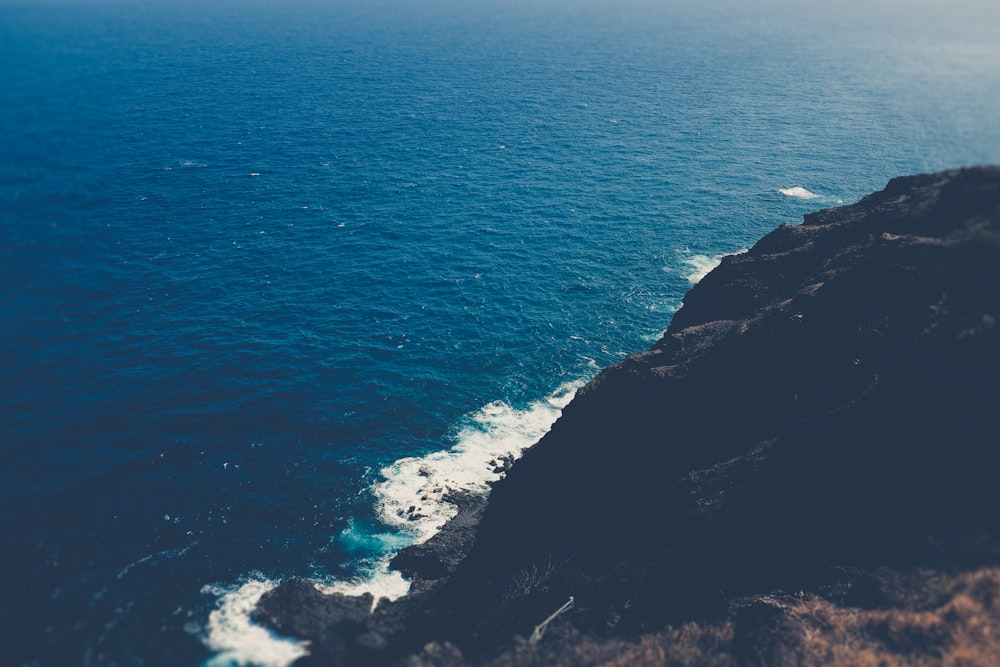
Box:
(260, 166, 1000, 666)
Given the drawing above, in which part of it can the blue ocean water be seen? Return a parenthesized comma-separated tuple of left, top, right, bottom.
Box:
(2, 0, 999, 664)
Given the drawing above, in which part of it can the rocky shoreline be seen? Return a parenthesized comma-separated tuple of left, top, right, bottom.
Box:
(255, 491, 489, 665)
(259, 166, 1000, 666)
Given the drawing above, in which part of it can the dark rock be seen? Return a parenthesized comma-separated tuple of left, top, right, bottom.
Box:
(429, 165, 1000, 659)
(390, 492, 488, 596)
(731, 597, 804, 667)
(843, 568, 950, 611)
(356, 630, 389, 651)
(254, 580, 373, 665)
(399, 641, 466, 667)
(255, 491, 488, 665)
(255, 579, 373, 642)
(258, 166, 1000, 665)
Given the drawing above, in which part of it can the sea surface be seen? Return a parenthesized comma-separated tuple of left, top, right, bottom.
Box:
(2, 0, 999, 664)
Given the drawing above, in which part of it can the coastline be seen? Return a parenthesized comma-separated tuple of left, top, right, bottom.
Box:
(238, 382, 584, 665)
(254, 491, 490, 666)
(258, 166, 1000, 666)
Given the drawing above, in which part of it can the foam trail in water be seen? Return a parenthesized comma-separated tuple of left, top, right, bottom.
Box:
(779, 186, 820, 199)
(200, 577, 310, 667)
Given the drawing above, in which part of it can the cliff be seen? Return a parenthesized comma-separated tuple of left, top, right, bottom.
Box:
(259, 166, 1000, 666)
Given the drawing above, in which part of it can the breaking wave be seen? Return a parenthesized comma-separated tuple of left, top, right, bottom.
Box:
(200, 380, 585, 666)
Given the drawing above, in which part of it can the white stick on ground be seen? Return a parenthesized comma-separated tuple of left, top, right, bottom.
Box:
(528, 596, 575, 645)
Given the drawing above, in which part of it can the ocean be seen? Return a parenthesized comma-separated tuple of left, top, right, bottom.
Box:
(2, 0, 999, 664)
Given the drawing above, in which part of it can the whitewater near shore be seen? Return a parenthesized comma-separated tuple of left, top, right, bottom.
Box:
(254, 167, 1000, 667)
(5, 2, 1000, 665)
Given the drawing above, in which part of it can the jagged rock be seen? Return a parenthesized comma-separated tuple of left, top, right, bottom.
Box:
(259, 166, 1000, 666)
(430, 165, 1000, 659)
(391, 492, 488, 595)
(254, 580, 374, 665)
(255, 492, 487, 665)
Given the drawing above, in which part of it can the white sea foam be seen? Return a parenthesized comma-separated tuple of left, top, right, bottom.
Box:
(641, 328, 670, 344)
(372, 380, 583, 545)
(682, 254, 725, 285)
(200, 578, 310, 667)
(310, 382, 584, 613)
(200, 380, 585, 666)
(314, 559, 411, 612)
(678, 248, 747, 286)
(779, 186, 820, 199)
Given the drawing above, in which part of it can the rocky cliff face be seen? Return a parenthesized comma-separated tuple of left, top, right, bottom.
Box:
(260, 166, 1000, 666)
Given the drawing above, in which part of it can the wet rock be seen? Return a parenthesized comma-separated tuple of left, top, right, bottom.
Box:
(391, 492, 488, 594)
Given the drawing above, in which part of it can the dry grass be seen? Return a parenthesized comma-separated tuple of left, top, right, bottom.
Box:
(480, 621, 736, 667)
(743, 567, 1000, 667)
(405, 567, 1000, 667)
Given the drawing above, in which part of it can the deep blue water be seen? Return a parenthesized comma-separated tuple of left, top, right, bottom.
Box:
(2, 0, 999, 664)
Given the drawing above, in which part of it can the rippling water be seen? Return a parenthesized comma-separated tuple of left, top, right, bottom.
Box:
(2, 0, 999, 664)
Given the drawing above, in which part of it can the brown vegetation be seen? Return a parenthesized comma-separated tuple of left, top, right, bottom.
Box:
(403, 567, 1000, 667)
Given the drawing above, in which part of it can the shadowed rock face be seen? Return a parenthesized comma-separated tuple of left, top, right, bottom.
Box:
(428, 165, 1000, 656)
(260, 166, 1000, 666)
